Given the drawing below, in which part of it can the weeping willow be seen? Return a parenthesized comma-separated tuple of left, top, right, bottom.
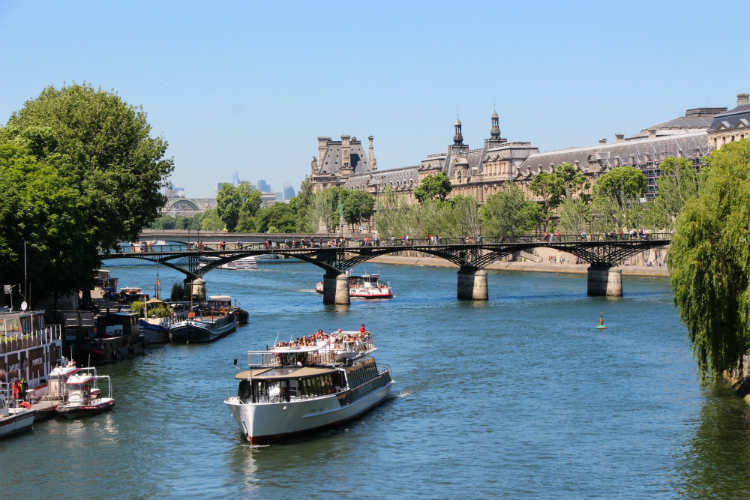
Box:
(668, 139, 750, 384)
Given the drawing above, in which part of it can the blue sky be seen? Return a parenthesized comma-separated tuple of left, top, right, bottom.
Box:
(1, 0, 748, 198)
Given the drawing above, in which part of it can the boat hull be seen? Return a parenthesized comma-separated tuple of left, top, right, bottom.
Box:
(56, 399, 115, 419)
(350, 291, 394, 299)
(170, 317, 237, 343)
(75, 336, 146, 364)
(0, 409, 36, 439)
(139, 320, 171, 345)
(226, 376, 393, 445)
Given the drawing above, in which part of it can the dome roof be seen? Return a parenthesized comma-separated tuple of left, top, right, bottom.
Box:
(492, 111, 498, 118)
(455, 119, 461, 126)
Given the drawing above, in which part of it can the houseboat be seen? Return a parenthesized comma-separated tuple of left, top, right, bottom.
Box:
(73, 311, 145, 364)
(138, 299, 188, 345)
(170, 310, 237, 343)
(207, 295, 249, 325)
(1, 310, 64, 401)
(225, 330, 394, 444)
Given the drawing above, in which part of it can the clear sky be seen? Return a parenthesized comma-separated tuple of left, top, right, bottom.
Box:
(1, 0, 748, 198)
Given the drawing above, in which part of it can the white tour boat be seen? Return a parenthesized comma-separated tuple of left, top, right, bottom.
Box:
(225, 330, 394, 444)
(0, 384, 35, 439)
(199, 256, 258, 270)
(55, 369, 115, 419)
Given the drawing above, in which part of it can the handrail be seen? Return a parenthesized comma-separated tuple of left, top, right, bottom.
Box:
(99, 232, 672, 255)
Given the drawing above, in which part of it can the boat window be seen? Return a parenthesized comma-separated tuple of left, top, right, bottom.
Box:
(238, 380, 252, 402)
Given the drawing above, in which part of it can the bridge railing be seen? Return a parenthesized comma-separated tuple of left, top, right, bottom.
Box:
(103, 232, 672, 254)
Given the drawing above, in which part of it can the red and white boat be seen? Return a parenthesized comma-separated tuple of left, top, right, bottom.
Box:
(55, 369, 115, 419)
(349, 273, 393, 299)
(0, 385, 35, 439)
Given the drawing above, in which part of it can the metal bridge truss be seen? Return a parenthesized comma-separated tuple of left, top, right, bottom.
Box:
(101, 238, 670, 280)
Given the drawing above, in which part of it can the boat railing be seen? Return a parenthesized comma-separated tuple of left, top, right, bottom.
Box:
(247, 342, 375, 368)
(0, 324, 62, 354)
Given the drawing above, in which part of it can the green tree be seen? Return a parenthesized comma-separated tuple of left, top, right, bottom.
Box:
(652, 156, 704, 229)
(200, 208, 224, 231)
(529, 171, 561, 231)
(343, 190, 375, 227)
(555, 162, 591, 200)
(557, 196, 591, 235)
(414, 173, 452, 203)
(255, 203, 297, 233)
(0, 141, 98, 307)
(593, 166, 646, 210)
(292, 176, 314, 232)
(3, 83, 174, 250)
(216, 181, 262, 232)
(481, 181, 542, 238)
(667, 139, 750, 384)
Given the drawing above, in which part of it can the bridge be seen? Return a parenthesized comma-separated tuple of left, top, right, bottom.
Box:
(101, 234, 671, 304)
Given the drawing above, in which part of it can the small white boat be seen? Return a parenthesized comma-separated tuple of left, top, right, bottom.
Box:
(0, 385, 35, 439)
(55, 369, 115, 419)
(225, 330, 393, 445)
(199, 256, 257, 270)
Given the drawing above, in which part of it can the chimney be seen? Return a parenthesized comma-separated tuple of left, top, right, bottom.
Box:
(648, 129, 657, 139)
(368, 136, 377, 171)
(615, 133, 625, 143)
(739, 93, 750, 106)
(317, 137, 328, 169)
(599, 138, 607, 145)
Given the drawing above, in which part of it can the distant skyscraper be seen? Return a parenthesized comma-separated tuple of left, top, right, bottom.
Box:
(283, 183, 295, 201)
(257, 179, 271, 193)
(232, 170, 240, 187)
(274, 192, 284, 202)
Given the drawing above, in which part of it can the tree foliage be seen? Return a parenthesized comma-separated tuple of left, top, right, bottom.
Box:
(414, 173, 452, 203)
(652, 156, 704, 230)
(343, 190, 375, 227)
(668, 139, 750, 384)
(291, 176, 314, 232)
(254, 203, 296, 233)
(0, 141, 98, 306)
(529, 171, 561, 231)
(216, 181, 262, 232)
(2, 83, 174, 250)
(593, 166, 646, 210)
(481, 182, 542, 237)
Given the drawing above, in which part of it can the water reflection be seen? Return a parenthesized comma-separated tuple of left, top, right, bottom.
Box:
(674, 385, 750, 498)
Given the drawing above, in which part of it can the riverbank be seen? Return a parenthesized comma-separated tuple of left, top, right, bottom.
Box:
(369, 254, 670, 276)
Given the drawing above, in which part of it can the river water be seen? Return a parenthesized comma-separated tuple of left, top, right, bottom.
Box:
(2, 261, 750, 499)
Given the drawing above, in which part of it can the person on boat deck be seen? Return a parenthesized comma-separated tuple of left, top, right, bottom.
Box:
(360, 324, 366, 334)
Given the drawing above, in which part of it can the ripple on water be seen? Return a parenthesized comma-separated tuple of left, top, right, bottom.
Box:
(2, 262, 750, 499)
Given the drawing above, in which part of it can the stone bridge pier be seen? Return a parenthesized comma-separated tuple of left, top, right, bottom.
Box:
(587, 264, 623, 297)
(323, 272, 350, 305)
(457, 268, 488, 300)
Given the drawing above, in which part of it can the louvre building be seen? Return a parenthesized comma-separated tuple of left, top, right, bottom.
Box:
(310, 94, 750, 204)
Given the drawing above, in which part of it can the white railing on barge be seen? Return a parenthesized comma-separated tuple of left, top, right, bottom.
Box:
(0, 325, 62, 354)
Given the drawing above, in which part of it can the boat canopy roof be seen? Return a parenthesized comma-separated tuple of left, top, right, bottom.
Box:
(235, 366, 337, 380)
(209, 295, 232, 301)
(67, 375, 95, 384)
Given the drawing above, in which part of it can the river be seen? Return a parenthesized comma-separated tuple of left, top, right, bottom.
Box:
(2, 261, 750, 499)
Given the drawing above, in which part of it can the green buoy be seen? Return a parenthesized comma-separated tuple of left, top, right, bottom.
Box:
(596, 311, 607, 329)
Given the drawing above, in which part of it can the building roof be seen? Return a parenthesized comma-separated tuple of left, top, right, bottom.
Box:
(319, 139, 372, 175)
(707, 103, 750, 132)
(517, 131, 711, 177)
(626, 108, 726, 140)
